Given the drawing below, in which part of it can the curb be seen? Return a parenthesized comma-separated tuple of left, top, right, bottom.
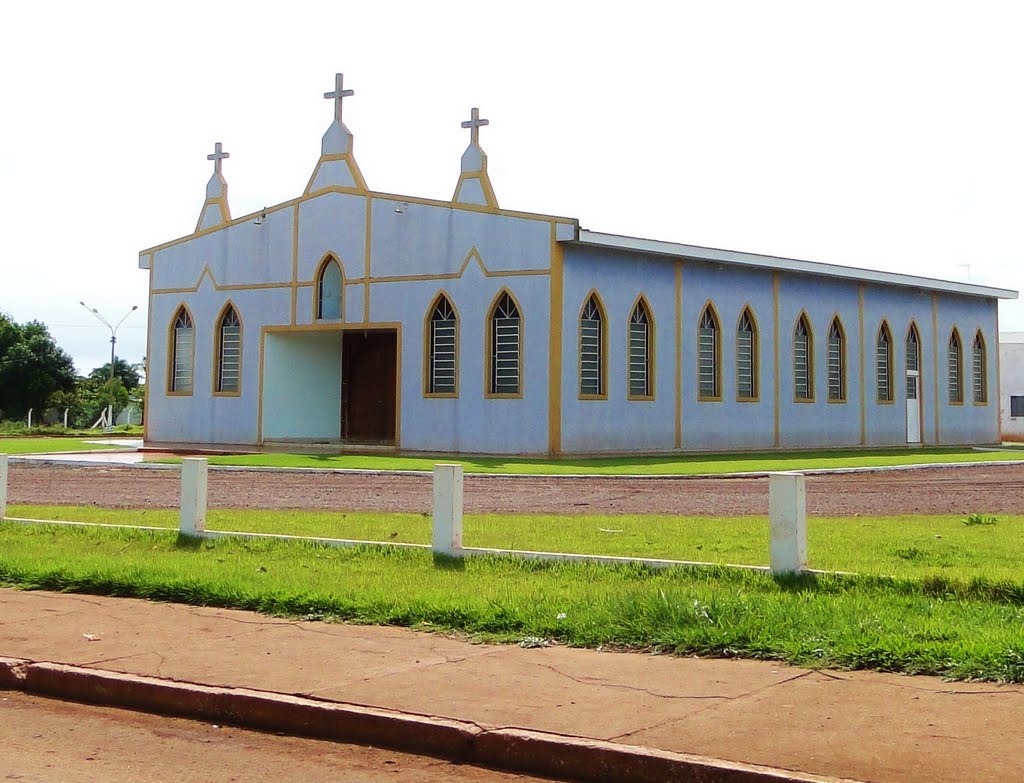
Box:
(0, 657, 860, 783)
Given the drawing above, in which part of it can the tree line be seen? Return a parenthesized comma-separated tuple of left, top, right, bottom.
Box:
(0, 311, 142, 427)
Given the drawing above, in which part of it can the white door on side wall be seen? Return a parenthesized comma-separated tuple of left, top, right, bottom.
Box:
(906, 370, 921, 443)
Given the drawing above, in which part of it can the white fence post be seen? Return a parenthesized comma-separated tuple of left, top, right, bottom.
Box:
(63, 408, 69, 429)
(179, 457, 209, 536)
(432, 463, 464, 556)
(768, 471, 807, 574)
(0, 454, 7, 520)
(26, 409, 32, 429)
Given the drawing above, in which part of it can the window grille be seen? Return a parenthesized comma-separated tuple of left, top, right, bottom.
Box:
(1011, 396, 1024, 418)
(972, 332, 987, 404)
(906, 326, 920, 399)
(736, 310, 756, 399)
(876, 323, 892, 402)
(794, 317, 812, 400)
(698, 307, 719, 399)
(628, 302, 651, 397)
(948, 331, 963, 404)
(579, 296, 603, 396)
(171, 309, 194, 393)
(827, 319, 845, 401)
(490, 293, 520, 395)
(429, 297, 457, 394)
(217, 307, 241, 393)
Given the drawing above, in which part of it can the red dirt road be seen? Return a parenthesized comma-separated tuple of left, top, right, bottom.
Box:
(6, 461, 1024, 516)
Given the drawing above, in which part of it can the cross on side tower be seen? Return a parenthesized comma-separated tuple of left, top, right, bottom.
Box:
(207, 142, 229, 175)
(324, 73, 354, 124)
(461, 107, 489, 145)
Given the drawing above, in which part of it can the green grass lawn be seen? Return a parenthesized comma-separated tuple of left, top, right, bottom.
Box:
(0, 438, 131, 455)
(171, 446, 1024, 475)
(9, 505, 1023, 582)
(2, 521, 1023, 682)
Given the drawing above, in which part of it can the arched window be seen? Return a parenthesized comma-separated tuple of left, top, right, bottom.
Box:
(972, 331, 987, 404)
(906, 324, 920, 396)
(827, 317, 846, 402)
(628, 299, 653, 398)
(793, 315, 813, 401)
(489, 291, 521, 396)
(948, 329, 964, 404)
(579, 294, 605, 397)
(215, 305, 241, 394)
(876, 321, 893, 403)
(736, 308, 757, 401)
(427, 295, 457, 396)
(316, 257, 343, 320)
(697, 304, 721, 400)
(169, 307, 194, 394)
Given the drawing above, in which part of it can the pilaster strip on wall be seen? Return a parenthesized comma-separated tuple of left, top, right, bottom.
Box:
(257, 328, 266, 444)
(144, 268, 154, 443)
(291, 205, 299, 325)
(772, 272, 781, 448)
(547, 223, 564, 455)
(363, 197, 372, 324)
(995, 302, 1002, 438)
(674, 260, 682, 449)
(932, 293, 940, 444)
(858, 284, 866, 446)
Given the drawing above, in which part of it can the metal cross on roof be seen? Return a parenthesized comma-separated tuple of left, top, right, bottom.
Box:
(461, 107, 489, 145)
(207, 142, 229, 175)
(324, 73, 354, 124)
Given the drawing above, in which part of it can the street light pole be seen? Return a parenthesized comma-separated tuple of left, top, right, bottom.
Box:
(79, 302, 139, 383)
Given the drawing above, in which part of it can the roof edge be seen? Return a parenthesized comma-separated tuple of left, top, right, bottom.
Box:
(568, 230, 1018, 301)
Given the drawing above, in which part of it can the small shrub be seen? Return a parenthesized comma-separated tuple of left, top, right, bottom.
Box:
(963, 514, 998, 527)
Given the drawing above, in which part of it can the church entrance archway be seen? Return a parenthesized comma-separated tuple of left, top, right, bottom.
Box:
(342, 329, 398, 444)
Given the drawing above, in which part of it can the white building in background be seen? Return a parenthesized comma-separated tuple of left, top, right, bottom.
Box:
(1000, 332, 1024, 441)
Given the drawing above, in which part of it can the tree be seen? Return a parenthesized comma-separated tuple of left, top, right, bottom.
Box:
(88, 357, 142, 391)
(0, 313, 77, 419)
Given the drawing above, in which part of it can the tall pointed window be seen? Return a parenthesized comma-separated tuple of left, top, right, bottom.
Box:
(697, 305, 720, 400)
(317, 257, 343, 320)
(169, 307, 194, 394)
(736, 308, 757, 401)
(793, 315, 813, 401)
(489, 292, 521, 396)
(906, 324, 920, 398)
(972, 331, 987, 404)
(948, 329, 963, 404)
(579, 295, 605, 397)
(427, 295, 457, 396)
(876, 321, 893, 403)
(827, 318, 846, 402)
(215, 306, 241, 394)
(628, 299, 652, 398)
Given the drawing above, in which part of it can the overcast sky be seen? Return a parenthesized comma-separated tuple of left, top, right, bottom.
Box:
(2, 1, 1021, 374)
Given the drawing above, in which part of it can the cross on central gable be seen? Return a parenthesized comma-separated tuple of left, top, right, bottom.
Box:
(324, 73, 354, 124)
(207, 142, 229, 175)
(461, 107, 489, 145)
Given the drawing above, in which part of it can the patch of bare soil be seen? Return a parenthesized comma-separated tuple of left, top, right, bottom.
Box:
(7, 462, 1024, 516)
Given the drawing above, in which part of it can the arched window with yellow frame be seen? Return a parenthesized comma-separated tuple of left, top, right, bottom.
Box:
(168, 306, 194, 395)
(215, 304, 242, 395)
(316, 256, 343, 320)
(425, 293, 458, 396)
(827, 316, 847, 402)
(579, 293, 606, 398)
(488, 290, 521, 396)
(971, 330, 987, 404)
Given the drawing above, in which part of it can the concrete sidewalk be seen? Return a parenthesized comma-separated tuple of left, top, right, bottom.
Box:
(1, 589, 1020, 783)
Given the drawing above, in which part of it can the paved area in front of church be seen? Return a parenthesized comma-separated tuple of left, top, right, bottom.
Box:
(1, 588, 1020, 783)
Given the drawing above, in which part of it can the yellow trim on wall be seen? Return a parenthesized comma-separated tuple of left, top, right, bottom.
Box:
(773, 273, 780, 446)
(548, 226, 564, 453)
(674, 261, 682, 448)
(696, 299, 723, 402)
(576, 289, 609, 401)
(931, 295, 940, 443)
(152, 265, 293, 296)
(302, 153, 369, 196)
(735, 303, 760, 403)
(422, 290, 460, 399)
(290, 204, 299, 325)
(626, 293, 656, 402)
(485, 287, 526, 400)
(211, 300, 243, 398)
(166, 303, 197, 397)
(363, 196, 372, 324)
(858, 286, 866, 443)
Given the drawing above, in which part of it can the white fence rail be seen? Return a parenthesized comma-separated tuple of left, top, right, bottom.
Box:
(0, 455, 810, 575)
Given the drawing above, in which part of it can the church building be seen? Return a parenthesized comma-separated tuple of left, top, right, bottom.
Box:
(139, 74, 1017, 454)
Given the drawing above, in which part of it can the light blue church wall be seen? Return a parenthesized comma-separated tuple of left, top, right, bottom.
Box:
(680, 262, 775, 451)
(560, 247, 676, 453)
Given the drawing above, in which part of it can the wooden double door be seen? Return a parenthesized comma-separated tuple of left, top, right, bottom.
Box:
(341, 330, 397, 444)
